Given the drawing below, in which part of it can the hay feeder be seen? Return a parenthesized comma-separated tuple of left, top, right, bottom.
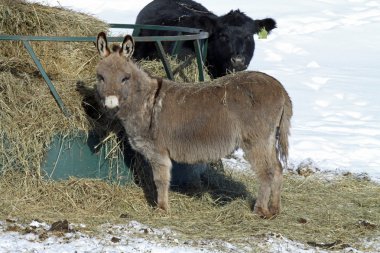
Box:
(0, 21, 209, 185)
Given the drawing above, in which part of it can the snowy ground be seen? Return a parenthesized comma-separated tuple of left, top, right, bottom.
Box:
(250, 0, 380, 182)
(1, 219, 379, 253)
(10, 0, 380, 252)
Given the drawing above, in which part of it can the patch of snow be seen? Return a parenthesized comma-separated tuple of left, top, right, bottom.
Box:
(306, 61, 320, 68)
(2, 220, 378, 253)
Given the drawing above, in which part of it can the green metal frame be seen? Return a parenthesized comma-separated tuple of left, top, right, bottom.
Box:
(111, 23, 208, 81)
(0, 23, 209, 116)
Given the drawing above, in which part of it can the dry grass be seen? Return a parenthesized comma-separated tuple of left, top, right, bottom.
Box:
(0, 170, 379, 250)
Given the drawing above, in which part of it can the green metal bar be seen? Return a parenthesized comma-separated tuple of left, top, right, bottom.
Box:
(201, 39, 208, 64)
(171, 36, 184, 56)
(155, 41, 174, 80)
(132, 27, 141, 37)
(171, 31, 183, 56)
(0, 34, 209, 43)
(110, 23, 204, 34)
(0, 35, 96, 42)
(22, 41, 70, 117)
(193, 39, 205, 82)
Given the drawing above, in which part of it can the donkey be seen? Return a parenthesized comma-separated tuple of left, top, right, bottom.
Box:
(95, 32, 292, 218)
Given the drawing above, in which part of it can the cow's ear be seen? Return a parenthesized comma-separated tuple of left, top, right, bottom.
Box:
(120, 35, 135, 59)
(253, 18, 277, 34)
(194, 15, 219, 35)
(96, 32, 110, 58)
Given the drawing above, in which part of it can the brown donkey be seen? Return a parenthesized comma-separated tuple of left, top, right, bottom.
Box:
(95, 32, 292, 218)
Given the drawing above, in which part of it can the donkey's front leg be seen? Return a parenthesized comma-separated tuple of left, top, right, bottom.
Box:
(150, 153, 172, 211)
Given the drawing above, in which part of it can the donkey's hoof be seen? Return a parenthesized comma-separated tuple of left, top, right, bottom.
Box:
(157, 201, 169, 212)
(269, 206, 280, 217)
(254, 206, 273, 219)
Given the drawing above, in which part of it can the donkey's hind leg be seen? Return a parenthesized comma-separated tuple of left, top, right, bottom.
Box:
(148, 152, 172, 211)
(244, 143, 272, 218)
(268, 151, 283, 216)
(244, 138, 280, 218)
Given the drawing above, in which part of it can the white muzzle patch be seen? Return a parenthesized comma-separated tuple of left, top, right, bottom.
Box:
(104, 95, 119, 109)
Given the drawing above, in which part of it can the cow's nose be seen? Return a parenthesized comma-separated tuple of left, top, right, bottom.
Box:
(231, 56, 246, 70)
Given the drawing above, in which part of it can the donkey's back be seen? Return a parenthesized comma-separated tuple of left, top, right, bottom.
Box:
(156, 71, 291, 165)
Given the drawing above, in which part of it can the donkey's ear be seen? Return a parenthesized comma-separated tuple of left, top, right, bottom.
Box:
(96, 32, 110, 58)
(120, 35, 135, 59)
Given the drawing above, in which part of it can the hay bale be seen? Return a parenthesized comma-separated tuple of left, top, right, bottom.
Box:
(0, 0, 108, 80)
(0, 1, 118, 175)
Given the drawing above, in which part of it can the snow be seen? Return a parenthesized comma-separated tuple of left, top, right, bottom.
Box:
(11, 0, 380, 252)
(247, 0, 380, 181)
(0, 220, 248, 253)
(1, 220, 379, 253)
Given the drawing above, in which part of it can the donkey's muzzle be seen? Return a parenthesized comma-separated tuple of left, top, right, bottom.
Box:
(104, 95, 119, 109)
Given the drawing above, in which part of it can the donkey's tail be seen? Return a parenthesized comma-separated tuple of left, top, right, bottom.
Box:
(276, 91, 293, 169)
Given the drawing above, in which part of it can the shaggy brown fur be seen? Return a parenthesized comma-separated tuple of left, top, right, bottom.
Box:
(95, 32, 292, 218)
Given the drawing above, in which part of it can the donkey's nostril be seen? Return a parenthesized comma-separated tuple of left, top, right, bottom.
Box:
(104, 95, 119, 109)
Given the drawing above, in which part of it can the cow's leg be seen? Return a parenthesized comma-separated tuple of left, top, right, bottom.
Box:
(148, 152, 172, 211)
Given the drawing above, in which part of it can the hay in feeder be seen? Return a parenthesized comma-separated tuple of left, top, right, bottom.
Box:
(0, 0, 108, 176)
(0, 0, 108, 80)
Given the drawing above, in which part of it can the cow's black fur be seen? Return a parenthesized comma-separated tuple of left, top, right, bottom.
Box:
(134, 0, 276, 78)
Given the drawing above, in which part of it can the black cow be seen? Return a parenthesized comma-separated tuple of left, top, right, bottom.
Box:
(134, 0, 276, 78)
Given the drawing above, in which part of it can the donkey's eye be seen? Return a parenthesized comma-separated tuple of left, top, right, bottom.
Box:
(122, 74, 131, 83)
(97, 74, 104, 82)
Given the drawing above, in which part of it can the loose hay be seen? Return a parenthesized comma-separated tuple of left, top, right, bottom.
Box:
(0, 170, 379, 250)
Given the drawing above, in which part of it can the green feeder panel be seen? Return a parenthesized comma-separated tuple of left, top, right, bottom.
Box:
(42, 132, 131, 184)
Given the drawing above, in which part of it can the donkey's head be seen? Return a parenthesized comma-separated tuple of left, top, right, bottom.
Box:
(95, 32, 135, 110)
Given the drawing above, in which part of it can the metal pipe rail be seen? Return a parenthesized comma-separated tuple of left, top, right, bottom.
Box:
(0, 23, 209, 117)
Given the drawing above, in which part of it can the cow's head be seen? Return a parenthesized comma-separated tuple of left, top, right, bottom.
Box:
(95, 32, 135, 110)
(193, 10, 276, 78)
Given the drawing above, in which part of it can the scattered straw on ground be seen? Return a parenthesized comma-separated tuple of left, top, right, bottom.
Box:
(0, 170, 379, 251)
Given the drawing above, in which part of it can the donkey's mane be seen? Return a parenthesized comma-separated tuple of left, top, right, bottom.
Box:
(111, 44, 121, 52)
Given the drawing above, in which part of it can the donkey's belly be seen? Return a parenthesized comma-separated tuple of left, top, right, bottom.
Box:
(167, 135, 239, 164)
